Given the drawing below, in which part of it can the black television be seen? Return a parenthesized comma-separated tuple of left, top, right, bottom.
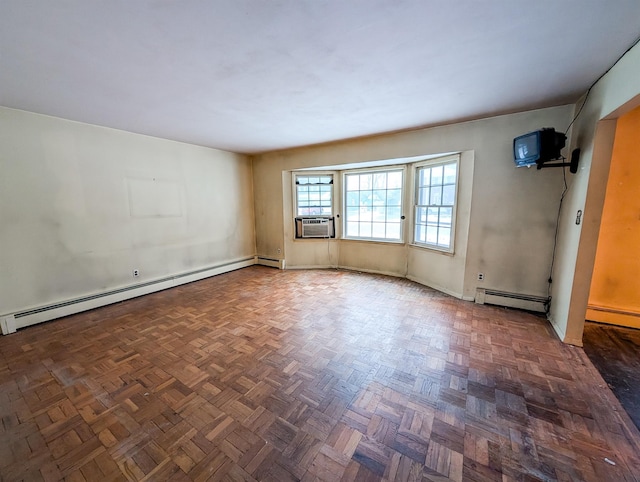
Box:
(513, 128, 566, 168)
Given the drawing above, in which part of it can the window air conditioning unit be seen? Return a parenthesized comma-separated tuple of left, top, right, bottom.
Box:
(301, 218, 331, 238)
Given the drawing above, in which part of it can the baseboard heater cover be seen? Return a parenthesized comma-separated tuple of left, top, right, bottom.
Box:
(1, 256, 255, 335)
(255, 256, 285, 269)
(475, 288, 547, 312)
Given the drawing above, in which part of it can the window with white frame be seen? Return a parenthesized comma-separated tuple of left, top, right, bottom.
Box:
(413, 156, 458, 252)
(344, 169, 403, 241)
(295, 174, 333, 216)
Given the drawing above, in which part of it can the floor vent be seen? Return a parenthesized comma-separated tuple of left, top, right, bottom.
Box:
(475, 288, 547, 312)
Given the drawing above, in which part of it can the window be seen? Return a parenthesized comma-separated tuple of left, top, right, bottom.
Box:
(414, 157, 458, 252)
(344, 169, 403, 241)
(295, 175, 333, 216)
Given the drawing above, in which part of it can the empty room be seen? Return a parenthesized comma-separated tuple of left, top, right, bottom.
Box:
(1, 1, 640, 481)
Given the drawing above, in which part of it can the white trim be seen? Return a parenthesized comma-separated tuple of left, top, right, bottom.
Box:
(342, 165, 407, 243)
(292, 171, 335, 218)
(406, 274, 464, 299)
(412, 153, 460, 254)
(548, 313, 582, 346)
(2, 257, 255, 334)
(334, 265, 405, 279)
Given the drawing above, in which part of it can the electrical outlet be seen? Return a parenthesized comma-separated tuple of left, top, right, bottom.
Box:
(477, 273, 484, 281)
(133, 269, 140, 277)
(277, 248, 281, 254)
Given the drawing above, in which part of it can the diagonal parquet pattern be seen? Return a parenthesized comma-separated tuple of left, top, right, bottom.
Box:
(1, 266, 639, 481)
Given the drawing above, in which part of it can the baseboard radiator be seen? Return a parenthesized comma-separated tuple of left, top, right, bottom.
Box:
(475, 288, 547, 313)
(0, 257, 255, 335)
(255, 256, 285, 269)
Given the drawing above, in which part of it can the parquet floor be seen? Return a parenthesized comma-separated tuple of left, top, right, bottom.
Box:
(1, 266, 639, 482)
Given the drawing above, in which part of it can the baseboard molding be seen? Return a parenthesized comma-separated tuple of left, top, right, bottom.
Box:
(406, 275, 464, 300)
(547, 314, 583, 346)
(1, 257, 256, 335)
(334, 265, 405, 279)
(586, 305, 640, 329)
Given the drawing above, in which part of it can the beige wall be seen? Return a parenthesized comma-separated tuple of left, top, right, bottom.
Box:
(549, 41, 640, 344)
(253, 105, 573, 302)
(586, 105, 640, 328)
(0, 107, 256, 316)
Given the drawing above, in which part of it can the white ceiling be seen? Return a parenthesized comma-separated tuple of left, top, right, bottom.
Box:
(1, 1, 639, 154)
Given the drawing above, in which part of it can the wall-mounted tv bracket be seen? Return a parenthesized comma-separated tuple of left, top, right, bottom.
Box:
(536, 148, 580, 174)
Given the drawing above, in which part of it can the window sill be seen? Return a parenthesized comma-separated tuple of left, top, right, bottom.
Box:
(409, 242, 455, 256)
(341, 237, 405, 246)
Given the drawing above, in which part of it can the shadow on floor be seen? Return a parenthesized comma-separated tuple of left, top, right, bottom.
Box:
(583, 321, 640, 431)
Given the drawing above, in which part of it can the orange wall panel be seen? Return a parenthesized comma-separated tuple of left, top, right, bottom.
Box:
(588, 105, 640, 328)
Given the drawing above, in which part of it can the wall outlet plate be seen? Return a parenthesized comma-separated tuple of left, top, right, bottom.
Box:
(477, 273, 484, 281)
(133, 269, 140, 277)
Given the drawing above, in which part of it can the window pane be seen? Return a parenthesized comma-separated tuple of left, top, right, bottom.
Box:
(415, 224, 425, 243)
(426, 225, 438, 243)
(372, 189, 386, 206)
(372, 222, 386, 238)
(360, 222, 372, 238)
(387, 223, 401, 239)
(413, 159, 457, 250)
(388, 171, 402, 189)
(440, 207, 452, 227)
(346, 191, 359, 206)
(347, 206, 359, 221)
(427, 207, 439, 224)
(360, 174, 372, 190)
(443, 163, 457, 183)
(344, 169, 403, 242)
(297, 174, 333, 220)
(387, 206, 401, 222)
(430, 186, 442, 205)
(347, 222, 359, 236)
(387, 189, 401, 206)
(373, 206, 386, 222)
(431, 166, 443, 185)
(373, 172, 387, 189)
(442, 185, 455, 205)
(418, 187, 429, 205)
(438, 227, 451, 246)
(420, 168, 430, 186)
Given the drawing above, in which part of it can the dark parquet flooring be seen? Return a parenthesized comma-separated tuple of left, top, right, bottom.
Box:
(583, 321, 640, 432)
(1, 266, 639, 481)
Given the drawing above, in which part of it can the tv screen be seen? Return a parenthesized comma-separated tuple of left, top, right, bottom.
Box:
(513, 131, 541, 167)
